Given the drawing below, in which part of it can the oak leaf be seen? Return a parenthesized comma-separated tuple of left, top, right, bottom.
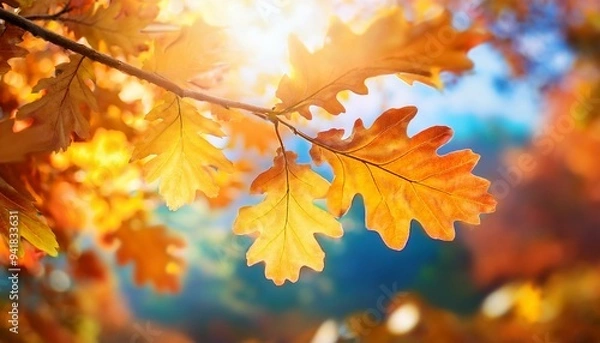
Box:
(200, 160, 253, 209)
(275, 9, 488, 118)
(106, 217, 185, 292)
(15, 55, 97, 155)
(0, 175, 58, 257)
(65, 0, 152, 55)
(0, 119, 32, 163)
(132, 94, 232, 210)
(0, 23, 27, 76)
(119, 0, 160, 20)
(143, 18, 227, 86)
(233, 150, 343, 285)
(211, 104, 277, 154)
(15, 0, 63, 15)
(310, 107, 496, 250)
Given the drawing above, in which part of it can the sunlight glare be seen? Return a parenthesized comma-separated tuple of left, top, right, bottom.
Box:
(165, 0, 330, 84)
(387, 302, 420, 335)
(481, 284, 518, 318)
(310, 319, 339, 343)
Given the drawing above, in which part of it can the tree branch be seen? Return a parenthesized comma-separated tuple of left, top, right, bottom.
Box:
(0, 7, 340, 160)
(0, 8, 273, 116)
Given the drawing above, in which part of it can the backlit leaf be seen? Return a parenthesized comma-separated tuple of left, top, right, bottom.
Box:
(310, 107, 496, 250)
(233, 150, 343, 285)
(132, 93, 232, 210)
(143, 18, 228, 86)
(275, 9, 488, 118)
(0, 23, 27, 76)
(107, 216, 185, 292)
(15, 55, 97, 155)
(65, 0, 152, 55)
(0, 175, 58, 256)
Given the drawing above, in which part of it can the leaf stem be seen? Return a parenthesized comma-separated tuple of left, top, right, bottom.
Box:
(275, 117, 417, 184)
(0, 7, 348, 162)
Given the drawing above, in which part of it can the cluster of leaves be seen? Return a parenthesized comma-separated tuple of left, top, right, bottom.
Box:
(0, 0, 598, 341)
(0, 0, 496, 291)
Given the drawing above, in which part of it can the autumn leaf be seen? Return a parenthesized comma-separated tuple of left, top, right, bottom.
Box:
(143, 18, 228, 86)
(64, 0, 152, 55)
(211, 104, 277, 154)
(233, 150, 343, 285)
(0, 175, 58, 257)
(0, 119, 33, 163)
(200, 160, 253, 209)
(275, 9, 488, 118)
(0, 23, 27, 76)
(15, 0, 63, 15)
(14, 55, 97, 155)
(119, 0, 160, 19)
(310, 107, 496, 250)
(132, 93, 233, 210)
(106, 216, 185, 292)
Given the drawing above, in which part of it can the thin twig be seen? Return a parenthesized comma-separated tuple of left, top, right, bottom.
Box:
(0, 8, 273, 116)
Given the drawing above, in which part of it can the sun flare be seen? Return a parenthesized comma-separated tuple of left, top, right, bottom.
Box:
(160, 0, 331, 80)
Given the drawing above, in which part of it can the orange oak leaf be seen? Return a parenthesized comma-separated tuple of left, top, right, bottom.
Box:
(65, 0, 152, 55)
(233, 150, 343, 285)
(0, 175, 58, 257)
(310, 107, 496, 250)
(107, 216, 185, 292)
(0, 119, 33, 163)
(132, 94, 233, 210)
(143, 18, 228, 86)
(16, 55, 97, 153)
(0, 23, 27, 76)
(16, 0, 95, 15)
(119, 0, 160, 19)
(15, 0, 64, 15)
(211, 104, 277, 154)
(275, 9, 488, 118)
(199, 160, 253, 209)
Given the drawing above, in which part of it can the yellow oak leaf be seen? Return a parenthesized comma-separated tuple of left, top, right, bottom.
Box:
(107, 216, 185, 292)
(199, 160, 253, 209)
(15, 0, 64, 15)
(143, 18, 227, 86)
(275, 9, 488, 118)
(233, 150, 343, 285)
(310, 107, 496, 250)
(65, 0, 151, 55)
(15, 55, 97, 153)
(132, 94, 232, 210)
(0, 23, 27, 76)
(0, 175, 58, 257)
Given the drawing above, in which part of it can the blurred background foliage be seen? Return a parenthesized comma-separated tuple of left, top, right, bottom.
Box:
(1, 0, 600, 342)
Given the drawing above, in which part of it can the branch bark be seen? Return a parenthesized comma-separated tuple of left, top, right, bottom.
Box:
(0, 8, 273, 115)
(0, 7, 338, 158)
